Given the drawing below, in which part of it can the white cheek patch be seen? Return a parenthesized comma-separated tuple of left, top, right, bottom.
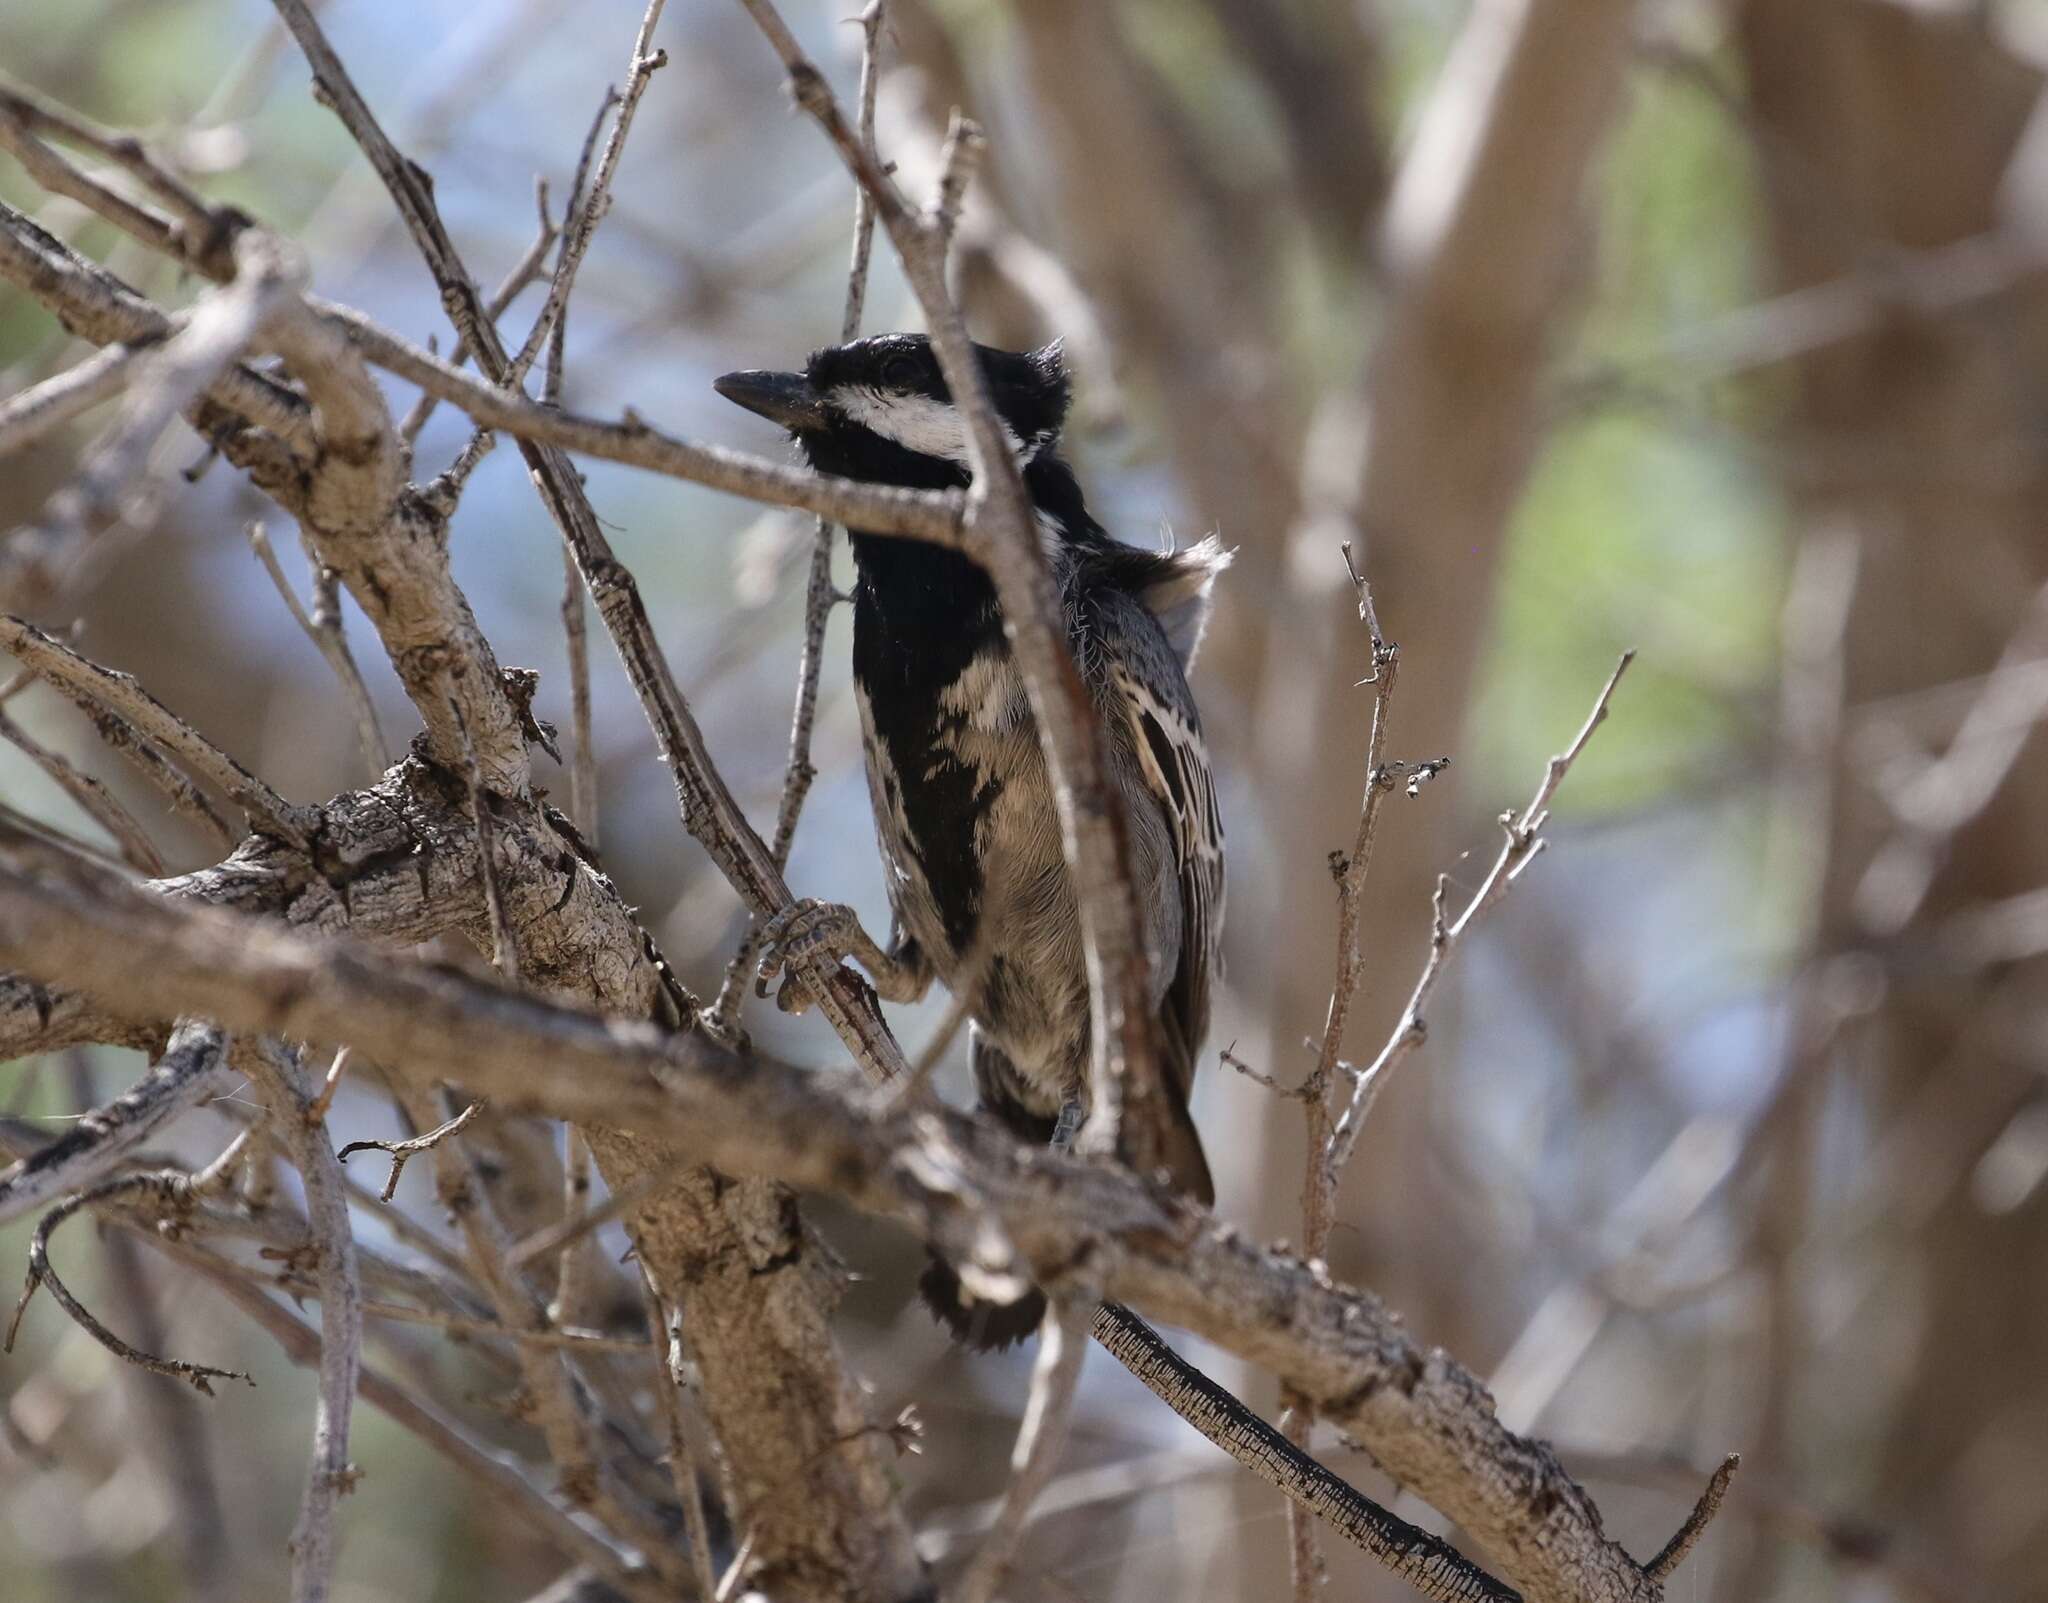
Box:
(829, 384, 1025, 466)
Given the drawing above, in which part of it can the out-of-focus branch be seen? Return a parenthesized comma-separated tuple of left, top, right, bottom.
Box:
(712, 0, 888, 1033)
(238, 1039, 364, 1603)
(0, 1019, 227, 1227)
(7, 231, 297, 609)
(0, 831, 1669, 1603)
(0, 201, 310, 447)
(0, 76, 230, 270)
(0, 335, 162, 458)
(245, 522, 389, 781)
(0, 699, 164, 872)
(1327, 652, 1636, 1168)
(951, 1299, 1092, 1603)
(0, 613, 313, 845)
(1006, 0, 1300, 545)
(162, 1237, 666, 1601)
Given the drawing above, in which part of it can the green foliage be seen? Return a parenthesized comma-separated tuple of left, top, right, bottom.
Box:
(1468, 60, 1787, 816)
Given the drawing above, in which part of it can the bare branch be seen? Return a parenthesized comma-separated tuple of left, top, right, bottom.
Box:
(238, 1039, 363, 1603)
(0, 75, 229, 265)
(397, 178, 560, 443)
(0, 699, 164, 872)
(1284, 547, 1402, 1590)
(713, 0, 887, 1032)
(952, 1299, 1092, 1603)
(0, 335, 162, 458)
(1091, 1304, 1515, 1603)
(0, 828, 1656, 1602)
(0, 200, 312, 448)
(316, 297, 966, 541)
(0, 612, 316, 846)
(0, 1018, 227, 1227)
(1326, 652, 1635, 1173)
(168, 1242, 665, 1600)
(1644, 1453, 1741, 1582)
(6, 1169, 255, 1394)
(337, 1098, 483, 1202)
(505, 0, 667, 385)
(245, 522, 390, 780)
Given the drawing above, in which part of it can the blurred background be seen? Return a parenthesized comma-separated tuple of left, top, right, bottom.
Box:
(4, 0, 2047, 1599)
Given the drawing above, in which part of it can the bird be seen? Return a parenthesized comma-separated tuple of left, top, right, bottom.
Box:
(714, 333, 1226, 1348)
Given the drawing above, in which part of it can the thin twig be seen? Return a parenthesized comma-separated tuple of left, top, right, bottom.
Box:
(1325, 651, 1636, 1176)
(0, 77, 227, 264)
(5, 232, 298, 609)
(164, 1241, 665, 1601)
(1091, 1305, 1517, 1602)
(550, 98, 607, 848)
(0, 612, 315, 846)
(353, 1296, 654, 1355)
(1644, 1453, 1740, 1581)
(953, 1298, 1092, 1603)
(1286, 544, 1401, 1596)
(0, 1019, 227, 1227)
(508, 1173, 665, 1272)
(0, 336, 164, 458)
(714, 0, 887, 1031)
(398, 176, 559, 442)
(247, 523, 389, 780)
(337, 1098, 483, 1202)
(504, 3, 667, 385)
(640, 1268, 720, 1603)
(5, 1171, 254, 1394)
(238, 1038, 363, 1603)
(0, 701, 164, 873)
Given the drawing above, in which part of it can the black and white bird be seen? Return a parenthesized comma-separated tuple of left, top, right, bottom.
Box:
(715, 334, 1227, 1348)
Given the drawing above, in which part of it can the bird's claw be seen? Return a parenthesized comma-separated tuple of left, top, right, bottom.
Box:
(754, 898, 872, 1014)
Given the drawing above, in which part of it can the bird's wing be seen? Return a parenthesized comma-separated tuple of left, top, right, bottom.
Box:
(1104, 630, 1225, 1077)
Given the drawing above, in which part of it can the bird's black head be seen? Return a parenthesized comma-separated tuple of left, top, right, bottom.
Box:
(714, 333, 1071, 491)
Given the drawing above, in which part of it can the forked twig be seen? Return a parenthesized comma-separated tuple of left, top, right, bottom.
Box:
(338, 1098, 483, 1202)
(6, 1171, 254, 1394)
(1325, 651, 1637, 1174)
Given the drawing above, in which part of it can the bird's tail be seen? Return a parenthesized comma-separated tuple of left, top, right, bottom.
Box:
(917, 1255, 1048, 1352)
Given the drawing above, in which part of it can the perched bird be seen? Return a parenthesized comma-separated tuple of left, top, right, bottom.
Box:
(715, 334, 1226, 1347)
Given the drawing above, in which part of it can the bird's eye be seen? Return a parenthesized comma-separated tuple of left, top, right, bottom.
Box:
(880, 354, 921, 388)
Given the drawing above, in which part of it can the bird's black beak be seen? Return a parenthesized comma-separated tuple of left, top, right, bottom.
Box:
(712, 369, 827, 431)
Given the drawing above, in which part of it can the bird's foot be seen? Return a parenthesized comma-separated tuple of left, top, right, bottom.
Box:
(754, 898, 894, 1014)
(1049, 1097, 1085, 1153)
